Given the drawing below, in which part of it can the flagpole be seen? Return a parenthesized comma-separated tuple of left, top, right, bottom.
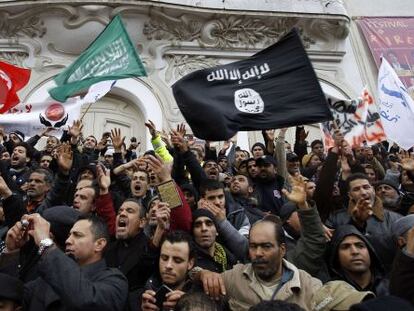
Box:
(405, 55, 412, 72)
(80, 101, 93, 121)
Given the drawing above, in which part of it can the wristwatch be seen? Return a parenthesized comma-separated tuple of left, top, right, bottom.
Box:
(188, 266, 203, 281)
(38, 238, 54, 256)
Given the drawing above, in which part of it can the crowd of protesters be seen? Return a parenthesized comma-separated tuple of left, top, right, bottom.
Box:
(0, 121, 414, 311)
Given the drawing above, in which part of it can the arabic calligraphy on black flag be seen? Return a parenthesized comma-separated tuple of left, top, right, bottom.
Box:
(172, 28, 333, 141)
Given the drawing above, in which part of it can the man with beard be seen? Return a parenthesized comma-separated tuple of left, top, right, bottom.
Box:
(194, 216, 322, 311)
(232, 148, 249, 175)
(105, 198, 159, 311)
(203, 160, 220, 181)
(246, 158, 259, 180)
(229, 174, 265, 225)
(286, 152, 301, 176)
(22, 214, 128, 310)
(142, 231, 199, 311)
(8, 142, 32, 191)
(375, 179, 401, 213)
(1, 130, 25, 155)
(25, 128, 59, 158)
(326, 173, 402, 270)
(170, 126, 219, 190)
(1, 169, 51, 219)
(0, 149, 10, 162)
(0, 144, 73, 226)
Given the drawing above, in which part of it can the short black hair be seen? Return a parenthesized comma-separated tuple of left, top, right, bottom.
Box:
(86, 135, 97, 143)
(346, 173, 370, 192)
(132, 169, 149, 183)
(199, 179, 225, 197)
(249, 300, 305, 311)
(250, 214, 286, 246)
(122, 198, 146, 218)
(79, 215, 109, 242)
(311, 140, 323, 149)
(202, 159, 218, 168)
(176, 292, 225, 311)
(30, 168, 53, 185)
(13, 142, 33, 159)
(233, 174, 254, 187)
(82, 185, 99, 202)
(161, 231, 196, 261)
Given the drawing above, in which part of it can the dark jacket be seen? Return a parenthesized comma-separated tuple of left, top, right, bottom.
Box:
(233, 195, 266, 225)
(138, 275, 203, 311)
(284, 204, 327, 278)
(105, 231, 158, 291)
(224, 192, 250, 235)
(254, 174, 285, 215)
(329, 224, 389, 296)
(313, 150, 342, 222)
(2, 171, 71, 228)
(105, 231, 158, 311)
(390, 249, 414, 304)
(194, 243, 237, 273)
(326, 199, 401, 271)
(24, 248, 128, 311)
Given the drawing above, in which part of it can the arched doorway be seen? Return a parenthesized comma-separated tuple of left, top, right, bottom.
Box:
(23, 77, 164, 151)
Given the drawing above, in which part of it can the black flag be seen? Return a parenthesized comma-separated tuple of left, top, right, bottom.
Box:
(172, 28, 332, 141)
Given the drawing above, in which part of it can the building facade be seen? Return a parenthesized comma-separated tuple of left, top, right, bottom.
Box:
(1, 0, 410, 150)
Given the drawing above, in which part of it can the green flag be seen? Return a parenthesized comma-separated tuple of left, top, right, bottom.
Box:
(49, 15, 146, 102)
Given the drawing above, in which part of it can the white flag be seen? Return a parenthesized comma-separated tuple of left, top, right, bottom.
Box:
(378, 58, 414, 150)
(82, 80, 116, 104)
(0, 97, 82, 138)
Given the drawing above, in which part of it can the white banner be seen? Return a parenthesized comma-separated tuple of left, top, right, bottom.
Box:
(378, 58, 414, 150)
(0, 97, 82, 138)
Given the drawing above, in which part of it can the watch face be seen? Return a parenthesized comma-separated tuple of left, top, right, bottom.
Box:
(41, 238, 54, 246)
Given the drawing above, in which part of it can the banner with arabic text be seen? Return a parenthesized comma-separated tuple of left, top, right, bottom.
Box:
(0, 97, 82, 138)
(321, 88, 386, 149)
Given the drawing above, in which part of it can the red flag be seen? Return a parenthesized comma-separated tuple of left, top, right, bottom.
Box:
(0, 61, 31, 114)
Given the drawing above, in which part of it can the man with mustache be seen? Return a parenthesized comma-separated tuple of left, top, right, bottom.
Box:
(192, 215, 322, 311)
(0, 144, 73, 226)
(105, 198, 159, 311)
(326, 173, 402, 270)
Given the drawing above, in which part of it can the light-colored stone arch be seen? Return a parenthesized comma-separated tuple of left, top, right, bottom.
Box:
(23, 76, 164, 150)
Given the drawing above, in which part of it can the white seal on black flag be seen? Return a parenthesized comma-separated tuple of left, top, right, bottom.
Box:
(234, 88, 264, 114)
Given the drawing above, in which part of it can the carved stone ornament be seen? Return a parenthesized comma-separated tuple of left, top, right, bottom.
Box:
(164, 54, 220, 82)
(0, 52, 29, 67)
(143, 11, 309, 49)
(0, 10, 46, 38)
(306, 18, 349, 40)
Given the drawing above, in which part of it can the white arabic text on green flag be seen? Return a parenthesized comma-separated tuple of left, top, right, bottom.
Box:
(49, 15, 146, 102)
